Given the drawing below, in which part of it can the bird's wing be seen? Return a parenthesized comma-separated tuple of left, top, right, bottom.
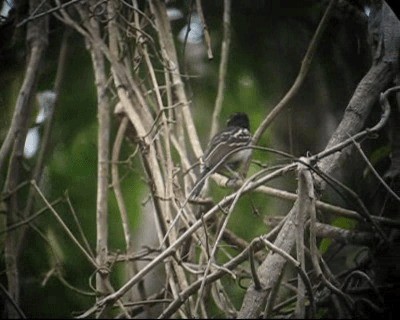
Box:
(203, 127, 251, 169)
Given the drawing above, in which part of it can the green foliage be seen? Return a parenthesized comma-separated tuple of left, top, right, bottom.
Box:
(319, 217, 357, 254)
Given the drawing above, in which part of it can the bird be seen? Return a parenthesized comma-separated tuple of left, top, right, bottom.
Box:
(191, 112, 252, 198)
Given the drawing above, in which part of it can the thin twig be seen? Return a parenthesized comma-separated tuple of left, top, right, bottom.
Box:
(261, 236, 315, 318)
(56, 272, 97, 296)
(243, 0, 336, 174)
(352, 138, 400, 202)
(31, 180, 97, 267)
(17, 0, 84, 27)
(196, 0, 213, 59)
(0, 198, 62, 236)
(209, 0, 231, 139)
(313, 164, 390, 243)
(0, 282, 26, 319)
(65, 192, 95, 259)
(249, 244, 262, 290)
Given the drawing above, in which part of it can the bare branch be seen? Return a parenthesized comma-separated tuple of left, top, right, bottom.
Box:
(17, 0, 84, 27)
(196, 0, 214, 60)
(209, 0, 231, 139)
(32, 181, 97, 267)
(1, 1, 49, 316)
(244, 0, 337, 174)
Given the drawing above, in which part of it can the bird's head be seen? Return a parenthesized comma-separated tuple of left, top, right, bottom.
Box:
(226, 112, 250, 130)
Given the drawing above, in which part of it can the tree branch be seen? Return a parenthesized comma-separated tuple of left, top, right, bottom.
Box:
(1, 0, 48, 316)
